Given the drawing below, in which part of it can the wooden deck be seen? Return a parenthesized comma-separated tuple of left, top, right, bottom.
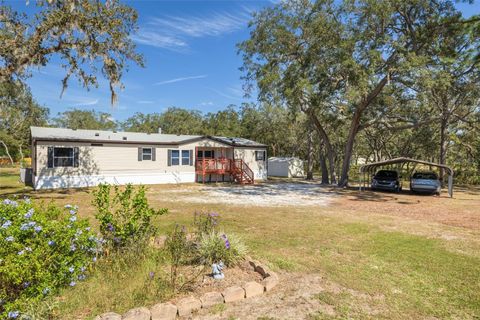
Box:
(195, 158, 254, 184)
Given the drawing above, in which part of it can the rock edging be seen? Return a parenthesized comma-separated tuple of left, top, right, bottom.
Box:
(94, 258, 279, 319)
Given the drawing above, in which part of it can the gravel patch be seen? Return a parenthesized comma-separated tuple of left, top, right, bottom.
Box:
(169, 183, 334, 207)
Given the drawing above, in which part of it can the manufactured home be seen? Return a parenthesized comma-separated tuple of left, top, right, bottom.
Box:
(30, 127, 267, 190)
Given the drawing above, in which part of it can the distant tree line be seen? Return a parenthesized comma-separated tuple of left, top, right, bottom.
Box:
(1, 86, 479, 184)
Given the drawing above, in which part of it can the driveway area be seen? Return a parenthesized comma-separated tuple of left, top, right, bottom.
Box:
(167, 182, 335, 207)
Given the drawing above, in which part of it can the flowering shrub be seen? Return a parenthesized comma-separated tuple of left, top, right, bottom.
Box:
(92, 184, 168, 249)
(168, 211, 246, 267)
(198, 231, 247, 266)
(0, 198, 100, 318)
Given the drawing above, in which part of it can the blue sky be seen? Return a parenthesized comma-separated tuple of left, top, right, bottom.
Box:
(8, 0, 480, 121)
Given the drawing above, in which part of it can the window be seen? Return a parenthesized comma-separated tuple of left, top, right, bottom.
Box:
(255, 150, 265, 161)
(197, 149, 213, 159)
(142, 148, 152, 161)
(53, 147, 74, 167)
(182, 150, 191, 165)
(171, 150, 180, 166)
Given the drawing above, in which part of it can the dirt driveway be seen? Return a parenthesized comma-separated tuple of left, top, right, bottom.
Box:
(166, 182, 335, 207)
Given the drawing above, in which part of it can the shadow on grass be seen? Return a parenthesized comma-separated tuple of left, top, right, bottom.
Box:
(0, 186, 92, 201)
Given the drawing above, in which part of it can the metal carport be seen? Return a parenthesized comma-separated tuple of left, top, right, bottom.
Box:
(358, 157, 454, 197)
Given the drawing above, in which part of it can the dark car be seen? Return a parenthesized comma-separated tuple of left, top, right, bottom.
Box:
(371, 170, 402, 192)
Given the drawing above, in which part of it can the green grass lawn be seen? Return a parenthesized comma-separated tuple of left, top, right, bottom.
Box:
(1, 167, 479, 319)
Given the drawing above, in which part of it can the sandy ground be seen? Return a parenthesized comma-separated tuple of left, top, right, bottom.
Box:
(190, 272, 384, 320)
(164, 182, 335, 207)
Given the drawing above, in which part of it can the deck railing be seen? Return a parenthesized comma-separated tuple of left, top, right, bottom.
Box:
(195, 158, 231, 174)
(232, 159, 254, 183)
(195, 158, 254, 184)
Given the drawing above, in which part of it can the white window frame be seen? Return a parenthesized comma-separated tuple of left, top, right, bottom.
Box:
(171, 150, 180, 166)
(255, 150, 265, 161)
(142, 147, 152, 161)
(181, 150, 191, 165)
(53, 147, 75, 167)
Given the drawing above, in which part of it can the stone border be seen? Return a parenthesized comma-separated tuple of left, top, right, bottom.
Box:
(94, 258, 279, 320)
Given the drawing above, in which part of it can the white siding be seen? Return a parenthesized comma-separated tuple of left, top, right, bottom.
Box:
(33, 138, 267, 189)
(234, 147, 267, 180)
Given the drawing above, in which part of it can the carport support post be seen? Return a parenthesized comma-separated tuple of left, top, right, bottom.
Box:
(448, 175, 453, 198)
(359, 170, 362, 191)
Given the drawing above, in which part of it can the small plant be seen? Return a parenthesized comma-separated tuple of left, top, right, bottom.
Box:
(92, 184, 167, 249)
(164, 211, 247, 294)
(164, 224, 190, 292)
(198, 231, 247, 266)
(193, 211, 219, 236)
(0, 198, 99, 318)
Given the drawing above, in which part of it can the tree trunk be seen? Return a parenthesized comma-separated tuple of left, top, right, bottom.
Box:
(307, 109, 336, 184)
(319, 147, 329, 184)
(339, 76, 389, 187)
(18, 144, 24, 166)
(306, 122, 314, 180)
(439, 116, 448, 184)
(339, 109, 362, 187)
(0, 140, 14, 165)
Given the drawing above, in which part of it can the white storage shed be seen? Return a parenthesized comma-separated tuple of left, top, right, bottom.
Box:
(267, 157, 305, 178)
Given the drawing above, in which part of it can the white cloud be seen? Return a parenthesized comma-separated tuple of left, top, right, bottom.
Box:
(208, 87, 243, 101)
(133, 8, 251, 51)
(72, 99, 99, 106)
(226, 85, 244, 98)
(130, 31, 188, 51)
(149, 12, 248, 38)
(200, 101, 214, 106)
(137, 100, 155, 104)
(153, 74, 208, 86)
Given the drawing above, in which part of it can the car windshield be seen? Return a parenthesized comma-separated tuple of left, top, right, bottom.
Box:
(412, 172, 438, 180)
(375, 170, 398, 178)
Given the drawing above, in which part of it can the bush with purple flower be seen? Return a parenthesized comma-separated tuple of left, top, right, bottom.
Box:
(179, 211, 247, 267)
(0, 198, 99, 317)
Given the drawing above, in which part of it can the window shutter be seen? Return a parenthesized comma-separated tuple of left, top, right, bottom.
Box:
(152, 147, 156, 161)
(189, 149, 193, 166)
(138, 147, 142, 161)
(167, 149, 171, 166)
(74, 147, 79, 167)
(47, 147, 53, 168)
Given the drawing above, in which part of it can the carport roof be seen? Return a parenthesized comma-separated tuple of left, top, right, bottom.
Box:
(359, 157, 454, 176)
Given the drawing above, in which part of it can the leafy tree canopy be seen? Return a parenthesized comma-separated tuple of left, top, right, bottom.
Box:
(0, 0, 143, 104)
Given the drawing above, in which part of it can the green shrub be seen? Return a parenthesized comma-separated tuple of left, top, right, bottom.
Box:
(92, 184, 168, 249)
(0, 198, 99, 318)
(198, 231, 247, 266)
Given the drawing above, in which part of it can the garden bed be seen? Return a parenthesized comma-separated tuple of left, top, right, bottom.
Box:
(171, 259, 264, 302)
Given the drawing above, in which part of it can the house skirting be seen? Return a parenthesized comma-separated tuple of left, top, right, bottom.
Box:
(34, 172, 196, 190)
